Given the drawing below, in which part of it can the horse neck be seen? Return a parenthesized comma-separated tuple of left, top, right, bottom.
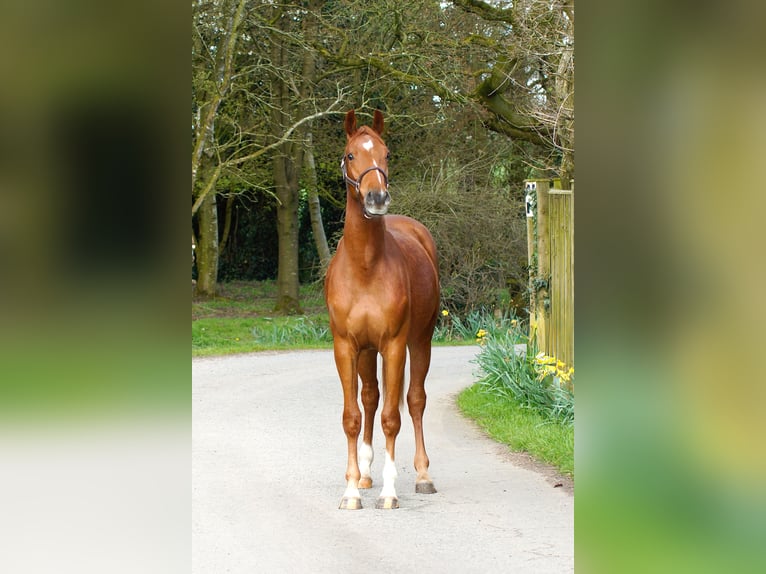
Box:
(343, 186, 387, 269)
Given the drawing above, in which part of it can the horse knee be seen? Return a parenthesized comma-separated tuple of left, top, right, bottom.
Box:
(380, 411, 401, 437)
(361, 384, 380, 406)
(343, 410, 362, 437)
(407, 389, 426, 414)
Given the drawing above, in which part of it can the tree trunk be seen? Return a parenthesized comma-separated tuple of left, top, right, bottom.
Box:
(218, 193, 235, 256)
(271, 24, 304, 315)
(560, 150, 574, 189)
(195, 191, 219, 297)
(304, 130, 331, 269)
(300, 1, 330, 270)
(274, 153, 303, 314)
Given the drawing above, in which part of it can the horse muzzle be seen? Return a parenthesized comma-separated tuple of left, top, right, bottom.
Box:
(363, 190, 391, 216)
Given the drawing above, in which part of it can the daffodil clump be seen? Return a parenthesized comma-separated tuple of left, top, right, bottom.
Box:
(533, 352, 574, 386)
(474, 332, 574, 425)
(475, 328, 488, 344)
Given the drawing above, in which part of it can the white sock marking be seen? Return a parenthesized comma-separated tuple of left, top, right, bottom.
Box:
(379, 451, 398, 499)
(343, 479, 361, 501)
(359, 442, 374, 479)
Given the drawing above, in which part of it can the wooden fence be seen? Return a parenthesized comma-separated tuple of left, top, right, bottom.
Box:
(525, 179, 574, 369)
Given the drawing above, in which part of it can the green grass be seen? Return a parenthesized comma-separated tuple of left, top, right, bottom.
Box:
(193, 315, 332, 356)
(457, 383, 574, 476)
(192, 280, 327, 321)
(193, 280, 333, 356)
(192, 281, 519, 356)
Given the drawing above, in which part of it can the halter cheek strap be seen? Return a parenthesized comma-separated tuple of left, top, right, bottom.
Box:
(341, 157, 389, 199)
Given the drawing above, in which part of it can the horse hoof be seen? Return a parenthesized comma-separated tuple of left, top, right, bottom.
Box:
(416, 481, 437, 494)
(375, 497, 399, 510)
(339, 497, 363, 510)
(358, 477, 373, 489)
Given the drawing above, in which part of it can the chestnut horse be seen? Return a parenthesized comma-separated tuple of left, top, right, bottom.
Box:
(325, 110, 440, 510)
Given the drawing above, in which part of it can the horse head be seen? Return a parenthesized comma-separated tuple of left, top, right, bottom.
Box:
(342, 110, 391, 217)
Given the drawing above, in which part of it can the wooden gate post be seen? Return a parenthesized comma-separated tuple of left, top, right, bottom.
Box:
(525, 181, 537, 330)
(526, 179, 551, 352)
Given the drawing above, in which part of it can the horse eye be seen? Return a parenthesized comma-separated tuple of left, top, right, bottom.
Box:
(386, 152, 391, 160)
(347, 153, 354, 161)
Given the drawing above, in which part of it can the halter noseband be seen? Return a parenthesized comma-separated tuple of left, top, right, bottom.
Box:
(340, 156, 389, 199)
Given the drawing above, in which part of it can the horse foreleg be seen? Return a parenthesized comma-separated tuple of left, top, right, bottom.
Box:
(408, 341, 437, 494)
(358, 349, 379, 489)
(376, 343, 406, 509)
(334, 341, 363, 510)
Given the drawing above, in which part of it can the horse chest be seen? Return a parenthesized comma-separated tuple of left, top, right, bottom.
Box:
(327, 260, 409, 342)
(344, 275, 407, 321)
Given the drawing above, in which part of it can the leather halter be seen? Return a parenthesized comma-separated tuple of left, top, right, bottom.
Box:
(340, 156, 389, 199)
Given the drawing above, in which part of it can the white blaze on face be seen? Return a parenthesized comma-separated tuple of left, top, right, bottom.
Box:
(359, 442, 374, 479)
(360, 138, 386, 188)
(378, 450, 398, 500)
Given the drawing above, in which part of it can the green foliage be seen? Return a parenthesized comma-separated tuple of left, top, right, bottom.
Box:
(216, 192, 279, 282)
(473, 328, 574, 426)
(433, 308, 523, 344)
(455, 312, 574, 475)
(251, 316, 332, 346)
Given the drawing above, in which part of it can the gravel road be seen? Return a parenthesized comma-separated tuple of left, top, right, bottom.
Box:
(193, 346, 573, 573)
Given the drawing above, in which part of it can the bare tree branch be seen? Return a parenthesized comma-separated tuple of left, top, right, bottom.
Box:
(192, 0, 248, 195)
(191, 89, 347, 217)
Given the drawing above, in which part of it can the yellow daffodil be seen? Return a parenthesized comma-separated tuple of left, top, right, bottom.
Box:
(441, 309, 449, 317)
(535, 354, 555, 365)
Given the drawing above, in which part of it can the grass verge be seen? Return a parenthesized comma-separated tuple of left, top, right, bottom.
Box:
(457, 383, 574, 477)
(192, 281, 520, 356)
(193, 316, 332, 356)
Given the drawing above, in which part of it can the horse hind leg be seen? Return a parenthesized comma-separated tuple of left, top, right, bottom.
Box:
(407, 340, 437, 494)
(358, 349, 379, 489)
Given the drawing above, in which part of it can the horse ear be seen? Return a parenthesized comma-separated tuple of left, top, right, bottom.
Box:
(372, 110, 385, 135)
(344, 110, 357, 139)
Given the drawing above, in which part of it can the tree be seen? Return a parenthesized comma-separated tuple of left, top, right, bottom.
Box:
(192, 0, 248, 297)
(452, 0, 574, 183)
(191, 0, 574, 315)
(308, 0, 574, 182)
(192, 0, 346, 301)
